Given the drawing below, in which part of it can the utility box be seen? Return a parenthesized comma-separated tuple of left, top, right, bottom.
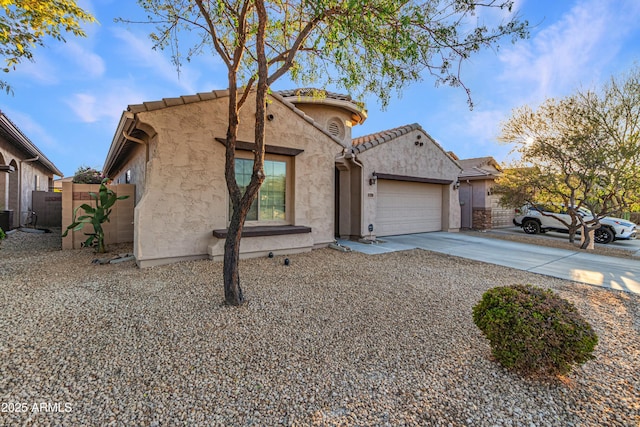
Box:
(0, 210, 14, 231)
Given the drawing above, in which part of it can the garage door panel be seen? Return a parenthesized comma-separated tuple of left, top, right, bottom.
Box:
(376, 180, 442, 236)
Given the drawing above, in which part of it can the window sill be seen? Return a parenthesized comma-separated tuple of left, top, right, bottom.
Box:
(213, 225, 312, 238)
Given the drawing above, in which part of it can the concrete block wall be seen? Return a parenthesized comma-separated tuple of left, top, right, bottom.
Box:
(61, 182, 135, 250)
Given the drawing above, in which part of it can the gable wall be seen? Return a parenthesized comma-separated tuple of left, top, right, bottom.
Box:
(355, 130, 461, 235)
(129, 93, 342, 265)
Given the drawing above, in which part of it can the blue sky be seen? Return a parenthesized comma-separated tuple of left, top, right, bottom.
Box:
(2, 0, 640, 177)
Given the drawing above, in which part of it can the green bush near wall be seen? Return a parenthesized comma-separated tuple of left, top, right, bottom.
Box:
(473, 284, 598, 377)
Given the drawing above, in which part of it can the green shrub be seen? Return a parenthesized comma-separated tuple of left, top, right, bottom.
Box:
(472, 284, 598, 377)
(0, 226, 5, 241)
(72, 166, 103, 184)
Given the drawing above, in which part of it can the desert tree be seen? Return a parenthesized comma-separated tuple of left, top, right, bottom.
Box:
(577, 66, 640, 215)
(129, 0, 529, 305)
(496, 66, 640, 248)
(0, 0, 96, 93)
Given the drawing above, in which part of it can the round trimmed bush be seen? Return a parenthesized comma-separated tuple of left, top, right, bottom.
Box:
(472, 285, 598, 377)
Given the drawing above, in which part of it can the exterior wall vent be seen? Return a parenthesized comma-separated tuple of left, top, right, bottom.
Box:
(327, 118, 345, 140)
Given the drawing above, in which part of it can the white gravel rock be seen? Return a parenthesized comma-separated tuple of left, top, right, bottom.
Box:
(0, 230, 638, 426)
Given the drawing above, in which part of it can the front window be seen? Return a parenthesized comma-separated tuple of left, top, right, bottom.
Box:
(233, 158, 287, 222)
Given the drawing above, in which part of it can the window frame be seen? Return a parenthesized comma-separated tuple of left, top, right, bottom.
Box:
(229, 152, 293, 226)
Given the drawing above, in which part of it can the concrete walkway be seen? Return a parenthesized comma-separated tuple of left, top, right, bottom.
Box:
(337, 232, 640, 295)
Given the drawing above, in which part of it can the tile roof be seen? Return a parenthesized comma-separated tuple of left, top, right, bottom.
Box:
(457, 156, 495, 169)
(127, 90, 231, 114)
(458, 156, 502, 179)
(277, 88, 367, 124)
(351, 123, 422, 154)
(277, 88, 355, 103)
(104, 89, 347, 176)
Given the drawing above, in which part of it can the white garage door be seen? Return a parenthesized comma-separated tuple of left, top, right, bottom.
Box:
(376, 179, 442, 236)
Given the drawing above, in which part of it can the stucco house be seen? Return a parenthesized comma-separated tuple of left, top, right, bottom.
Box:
(335, 124, 461, 238)
(0, 111, 63, 230)
(456, 156, 513, 229)
(102, 88, 461, 267)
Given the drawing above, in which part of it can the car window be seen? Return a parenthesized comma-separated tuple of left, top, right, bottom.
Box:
(530, 204, 548, 213)
(577, 207, 592, 216)
(544, 204, 562, 214)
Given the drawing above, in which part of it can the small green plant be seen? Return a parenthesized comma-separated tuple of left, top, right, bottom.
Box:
(62, 178, 129, 253)
(0, 226, 6, 247)
(472, 284, 598, 377)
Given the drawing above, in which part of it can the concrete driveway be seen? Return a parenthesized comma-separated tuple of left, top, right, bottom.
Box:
(337, 232, 640, 295)
(491, 226, 640, 257)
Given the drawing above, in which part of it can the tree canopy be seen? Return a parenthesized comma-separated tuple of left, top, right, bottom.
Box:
(496, 66, 640, 247)
(0, 0, 96, 93)
(72, 165, 103, 184)
(136, 0, 528, 108)
(131, 0, 529, 305)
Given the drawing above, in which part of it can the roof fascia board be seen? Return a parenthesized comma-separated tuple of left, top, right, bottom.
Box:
(0, 113, 63, 176)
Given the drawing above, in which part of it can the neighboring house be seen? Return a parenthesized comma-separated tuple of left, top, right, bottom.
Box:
(456, 156, 513, 229)
(53, 176, 74, 192)
(0, 111, 63, 229)
(102, 88, 461, 267)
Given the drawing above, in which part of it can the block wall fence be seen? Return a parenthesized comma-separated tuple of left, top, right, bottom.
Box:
(61, 182, 135, 250)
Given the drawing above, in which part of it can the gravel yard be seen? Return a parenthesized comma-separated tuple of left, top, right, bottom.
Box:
(1, 230, 639, 426)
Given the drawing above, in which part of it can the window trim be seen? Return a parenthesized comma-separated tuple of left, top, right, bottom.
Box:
(229, 152, 293, 226)
(215, 137, 304, 157)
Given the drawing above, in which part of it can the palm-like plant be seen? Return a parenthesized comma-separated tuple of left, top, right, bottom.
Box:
(62, 178, 129, 253)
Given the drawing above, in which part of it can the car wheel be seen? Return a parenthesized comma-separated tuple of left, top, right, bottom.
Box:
(522, 219, 541, 234)
(594, 227, 614, 244)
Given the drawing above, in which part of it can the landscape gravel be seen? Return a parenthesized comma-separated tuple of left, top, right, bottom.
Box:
(1, 229, 638, 426)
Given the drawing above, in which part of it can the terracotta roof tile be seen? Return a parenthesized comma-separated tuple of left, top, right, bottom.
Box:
(105, 89, 347, 175)
(458, 156, 502, 179)
(457, 156, 495, 169)
(351, 123, 422, 153)
(277, 88, 353, 102)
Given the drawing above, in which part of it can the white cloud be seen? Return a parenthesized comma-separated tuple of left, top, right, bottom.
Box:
(498, 0, 640, 103)
(110, 27, 201, 94)
(60, 42, 106, 79)
(12, 55, 60, 85)
(66, 83, 146, 125)
(2, 109, 60, 151)
(466, 109, 504, 143)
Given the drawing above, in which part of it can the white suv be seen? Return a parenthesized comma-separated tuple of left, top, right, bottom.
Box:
(513, 204, 637, 244)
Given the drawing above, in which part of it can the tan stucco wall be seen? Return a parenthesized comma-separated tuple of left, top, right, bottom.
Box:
(286, 103, 354, 147)
(0, 138, 54, 226)
(353, 129, 461, 236)
(111, 142, 148, 205)
(127, 93, 342, 267)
